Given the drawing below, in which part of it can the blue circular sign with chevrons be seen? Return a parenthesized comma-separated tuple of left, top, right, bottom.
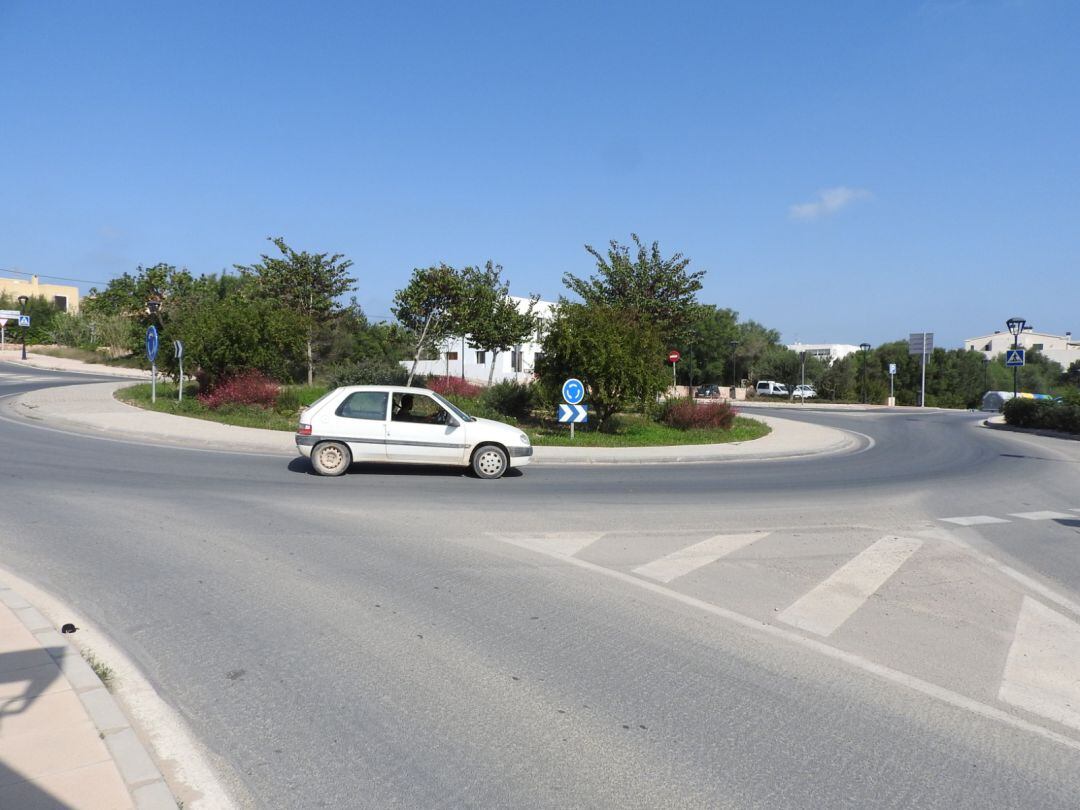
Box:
(562, 378, 584, 405)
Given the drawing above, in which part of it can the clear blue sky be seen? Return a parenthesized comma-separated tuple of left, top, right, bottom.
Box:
(2, 1, 1078, 347)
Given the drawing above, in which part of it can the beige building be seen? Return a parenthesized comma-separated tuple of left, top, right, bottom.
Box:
(0, 274, 80, 313)
(964, 327, 1079, 369)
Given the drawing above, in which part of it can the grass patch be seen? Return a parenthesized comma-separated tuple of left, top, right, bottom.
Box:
(83, 650, 115, 691)
(118, 384, 770, 447)
(525, 414, 769, 447)
(116, 382, 318, 431)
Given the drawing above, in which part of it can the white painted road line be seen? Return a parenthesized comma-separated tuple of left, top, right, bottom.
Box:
(939, 515, 1011, 526)
(632, 532, 770, 583)
(493, 532, 606, 558)
(999, 596, 1080, 733)
(1007, 511, 1075, 521)
(778, 535, 923, 637)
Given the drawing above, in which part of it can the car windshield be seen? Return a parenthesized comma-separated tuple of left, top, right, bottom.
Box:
(428, 390, 475, 422)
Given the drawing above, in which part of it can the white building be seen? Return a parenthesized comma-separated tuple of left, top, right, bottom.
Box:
(406, 296, 558, 384)
(785, 342, 863, 365)
(964, 327, 1079, 369)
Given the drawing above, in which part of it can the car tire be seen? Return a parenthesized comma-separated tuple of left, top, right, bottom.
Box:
(471, 444, 508, 479)
(311, 441, 352, 477)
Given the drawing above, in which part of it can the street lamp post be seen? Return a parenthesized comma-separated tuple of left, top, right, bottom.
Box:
(799, 351, 807, 405)
(17, 295, 29, 361)
(729, 341, 739, 389)
(860, 342, 871, 404)
(1006, 317, 1026, 401)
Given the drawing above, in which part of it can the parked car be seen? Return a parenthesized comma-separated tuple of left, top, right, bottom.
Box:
(755, 380, 789, 397)
(296, 385, 533, 478)
(792, 384, 817, 399)
(695, 383, 722, 398)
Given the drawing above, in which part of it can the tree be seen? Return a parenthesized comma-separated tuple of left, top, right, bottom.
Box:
(535, 302, 667, 431)
(733, 320, 781, 384)
(674, 304, 739, 386)
(458, 262, 538, 384)
(82, 263, 197, 356)
(236, 237, 356, 385)
(392, 264, 465, 386)
(563, 234, 705, 343)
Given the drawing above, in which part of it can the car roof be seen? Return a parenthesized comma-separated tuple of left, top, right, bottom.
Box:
(333, 385, 438, 394)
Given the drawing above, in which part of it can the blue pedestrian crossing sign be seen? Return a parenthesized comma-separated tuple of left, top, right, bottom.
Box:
(1005, 349, 1026, 367)
(18, 314, 30, 327)
(558, 404, 588, 423)
(561, 378, 585, 405)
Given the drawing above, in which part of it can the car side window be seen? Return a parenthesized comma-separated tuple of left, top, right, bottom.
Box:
(392, 393, 449, 425)
(336, 392, 388, 421)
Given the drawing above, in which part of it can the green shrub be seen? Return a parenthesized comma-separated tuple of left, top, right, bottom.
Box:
(275, 385, 327, 414)
(1003, 397, 1080, 434)
(483, 381, 535, 419)
(327, 358, 408, 387)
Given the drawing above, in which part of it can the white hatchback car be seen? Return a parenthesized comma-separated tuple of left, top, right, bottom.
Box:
(296, 385, 533, 479)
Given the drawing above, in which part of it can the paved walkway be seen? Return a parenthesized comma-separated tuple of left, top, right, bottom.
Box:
(2, 375, 861, 462)
(0, 579, 175, 809)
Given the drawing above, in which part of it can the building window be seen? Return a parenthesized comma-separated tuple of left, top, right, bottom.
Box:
(53, 295, 68, 312)
(1032, 343, 1044, 351)
(476, 351, 486, 364)
(983, 342, 992, 351)
(446, 351, 458, 361)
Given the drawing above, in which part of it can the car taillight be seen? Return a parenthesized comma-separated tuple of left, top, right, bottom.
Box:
(297, 423, 312, 436)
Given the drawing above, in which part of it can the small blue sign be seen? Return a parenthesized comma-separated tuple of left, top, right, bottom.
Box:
(558, 404, 588, 423)
(561, 378, 585, 405)
(146, 325, 159, 362)
(1005, 349, 1025, 368)
(18, 314, 30, 328)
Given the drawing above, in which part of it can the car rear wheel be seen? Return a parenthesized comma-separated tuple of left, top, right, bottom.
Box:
(312, 441, 352, 477)
(471, 444, 508, 479)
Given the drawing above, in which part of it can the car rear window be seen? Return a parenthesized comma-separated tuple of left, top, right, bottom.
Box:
(336, 391, 388, 421)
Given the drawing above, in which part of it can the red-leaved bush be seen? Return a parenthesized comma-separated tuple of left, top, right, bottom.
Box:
(425, 375, 484, 398)
(198, 370, 280, 410)
(661, 400, 737, 430)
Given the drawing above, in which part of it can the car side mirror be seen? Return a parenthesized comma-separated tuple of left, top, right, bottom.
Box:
(446, 415, 460, 428)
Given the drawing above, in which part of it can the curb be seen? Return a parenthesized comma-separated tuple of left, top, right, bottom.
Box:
(2, 354, 152, 380)
(982, 418, 1080, 442)
(0, 583, 178, 810)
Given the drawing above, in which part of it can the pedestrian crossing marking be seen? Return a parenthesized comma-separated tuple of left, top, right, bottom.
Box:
(494, 532, 606, 559)
(631, 532, 770, 584)
(778, 535, 923, 637)
(1007, 511, 1075, 521)
(940, 515, 1011, 526)
(999, 597, 1080, 733)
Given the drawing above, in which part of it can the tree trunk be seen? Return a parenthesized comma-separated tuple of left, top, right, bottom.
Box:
(487, 349, 499, 385)
(306, 339, 314, 386)
(407, 313, 435, 387)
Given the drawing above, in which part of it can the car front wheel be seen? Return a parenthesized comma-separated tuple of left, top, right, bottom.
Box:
(471, 444, 509, 479)
(312, 441, 352, 477)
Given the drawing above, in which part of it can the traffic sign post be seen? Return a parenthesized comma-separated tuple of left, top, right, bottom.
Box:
(888, 363, 897, 406)
(174, 340, 185, 402)
(1005, 349, 1025, 367)
(908, 332, 933, 407)
(667, 350, 681, 393)
(0, 318, 6, 351)
(561, 378, 588, 439)
(146, 326, 159, 403)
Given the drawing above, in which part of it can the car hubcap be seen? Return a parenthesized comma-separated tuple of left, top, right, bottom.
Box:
(320, 446, 343, 471)
(477, 450, 504, 476)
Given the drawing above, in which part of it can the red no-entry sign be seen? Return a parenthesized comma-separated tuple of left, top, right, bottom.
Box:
(667, 350, 681, 363)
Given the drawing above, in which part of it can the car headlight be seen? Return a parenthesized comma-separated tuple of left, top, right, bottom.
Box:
(519, 433, 530, 445)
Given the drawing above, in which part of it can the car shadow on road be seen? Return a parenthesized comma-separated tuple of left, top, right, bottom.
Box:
(1053, 518, 1080, 530)
(0, 647, 79, 808)
(286, 457, 523, 479)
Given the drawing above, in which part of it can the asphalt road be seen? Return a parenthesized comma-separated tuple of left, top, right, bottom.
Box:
(2, 364, 1079, 809)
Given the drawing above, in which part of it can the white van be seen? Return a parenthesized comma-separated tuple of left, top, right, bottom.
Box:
(755, 380, 789, 397)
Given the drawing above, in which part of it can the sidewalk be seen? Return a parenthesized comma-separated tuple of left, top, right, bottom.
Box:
(0, 581, 175, 809)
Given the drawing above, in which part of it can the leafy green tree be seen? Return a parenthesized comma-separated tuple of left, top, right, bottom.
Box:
(392, 264, 465, 386)
(0, 293, 61, 346)
(675, 304, 739, 386)
(733, 320, 781, 384)
(563, 234, 705, 343)
(166, 290, 303, 388)
(458, 262, 538, 384)
(535, 302, 667, 432)
(82, 263, 197, 355)
(235, 237, 356, 385)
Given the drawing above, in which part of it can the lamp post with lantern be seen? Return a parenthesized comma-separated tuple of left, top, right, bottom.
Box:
(1006, 317, 1027, 400)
